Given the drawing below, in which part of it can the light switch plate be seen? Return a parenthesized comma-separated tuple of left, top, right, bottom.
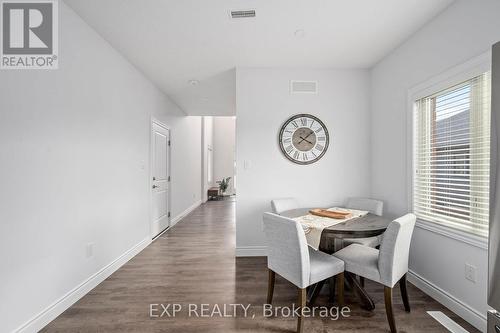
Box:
(465, 263, 476, 283)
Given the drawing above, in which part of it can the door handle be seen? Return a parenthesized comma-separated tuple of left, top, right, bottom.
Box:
(152, 185, 158, 189)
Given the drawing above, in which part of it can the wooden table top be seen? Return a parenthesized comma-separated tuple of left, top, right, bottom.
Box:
(281, 208, 391, 239)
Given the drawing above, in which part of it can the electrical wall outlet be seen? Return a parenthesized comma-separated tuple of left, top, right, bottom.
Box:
(86, 243, 94, 259)
(465, 263, 476, 283)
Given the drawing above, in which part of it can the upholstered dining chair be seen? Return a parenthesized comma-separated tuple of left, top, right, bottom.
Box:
(271, 197, 300, 215)
(263, 212, 345, 333)
(342, 197, 384, 248)
(334, 213, 416, 333)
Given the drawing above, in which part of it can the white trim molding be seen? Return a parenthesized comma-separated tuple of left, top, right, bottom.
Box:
(170, 200, 202, 227)
(416, 219, 488, 250)
(408, 51, 491, 101)
(235, 246, 267, 257)
(408, 270, 487, 332)
(15, 237, 151, 333)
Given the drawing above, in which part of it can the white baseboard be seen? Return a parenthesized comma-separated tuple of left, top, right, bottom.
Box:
(407, 270, 487, 332)
(15, 237, 151, 333)
(236, 246, 267, 257)
(170, 200, 202, 227)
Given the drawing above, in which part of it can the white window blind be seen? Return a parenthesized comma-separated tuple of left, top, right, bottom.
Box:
(413, 72, 491, 237)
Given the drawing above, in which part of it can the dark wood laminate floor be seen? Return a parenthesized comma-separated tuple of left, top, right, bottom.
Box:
(42, 198, 479, 333)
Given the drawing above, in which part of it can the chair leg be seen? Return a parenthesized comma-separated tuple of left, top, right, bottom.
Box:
(337, 272, 344, 306)
(329, 276, 336, 302)
(308, 280, 326, 306)
(267, 269, 275, 304)
(399, 274, 410, 312)
(384, 287, 397, 333)
(297, 288, 307, 333)
(359, 276, 365, 288)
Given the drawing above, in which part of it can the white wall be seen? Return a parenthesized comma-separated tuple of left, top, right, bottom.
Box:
(0, 3, 202, 332)
(370, 0, 500, 330)
(236, 68, 371, 256)
(161, 115, 202, 219)
(213, 117, 236, 195)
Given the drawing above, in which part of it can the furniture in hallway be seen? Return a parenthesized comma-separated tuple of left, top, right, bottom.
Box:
(208, 187, 220, 200)
(334, 213, 416, 333)
(271, 197, 300, 215)
(282, 208, 390, 310)
(262, 212, 345, 333)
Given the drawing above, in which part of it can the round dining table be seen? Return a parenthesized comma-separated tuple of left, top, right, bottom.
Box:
(281, 208, 391, 310)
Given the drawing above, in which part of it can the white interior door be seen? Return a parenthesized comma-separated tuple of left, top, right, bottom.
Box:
(151, 122, 170, 238)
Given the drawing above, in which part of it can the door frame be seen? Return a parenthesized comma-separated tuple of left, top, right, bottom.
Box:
(150, 117, 172, 239)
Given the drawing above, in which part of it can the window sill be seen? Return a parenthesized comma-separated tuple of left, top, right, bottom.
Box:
(415, 218, 488, 250)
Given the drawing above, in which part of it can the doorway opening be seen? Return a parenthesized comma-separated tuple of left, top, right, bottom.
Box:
(202, 116, 236, 203)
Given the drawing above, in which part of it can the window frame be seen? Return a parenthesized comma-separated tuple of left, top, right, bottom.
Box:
(406, 51, 491, 248)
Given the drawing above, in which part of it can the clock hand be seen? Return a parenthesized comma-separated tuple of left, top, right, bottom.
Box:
(299, 136, 313, 145)
(298, 131, 314, 144)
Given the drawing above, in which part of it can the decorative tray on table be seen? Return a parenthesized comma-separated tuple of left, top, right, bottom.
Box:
(309, 209, 352, 219)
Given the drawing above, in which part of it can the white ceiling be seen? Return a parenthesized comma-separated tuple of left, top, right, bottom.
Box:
(64, 0, 453, 116)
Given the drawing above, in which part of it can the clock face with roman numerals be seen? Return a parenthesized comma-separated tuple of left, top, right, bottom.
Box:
(278, 114, 329, 165)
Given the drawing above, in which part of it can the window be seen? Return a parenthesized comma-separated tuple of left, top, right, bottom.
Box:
(413, 72, 491, 237)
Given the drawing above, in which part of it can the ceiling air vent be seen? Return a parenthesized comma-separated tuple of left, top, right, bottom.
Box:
(230, 10, 256, 19)
(290, 80, 318, 94)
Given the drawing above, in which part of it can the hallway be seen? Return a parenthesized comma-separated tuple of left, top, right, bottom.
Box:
(42, 199, 477, 332)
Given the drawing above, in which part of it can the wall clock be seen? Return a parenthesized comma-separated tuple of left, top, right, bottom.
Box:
(278, 114, 329, 165)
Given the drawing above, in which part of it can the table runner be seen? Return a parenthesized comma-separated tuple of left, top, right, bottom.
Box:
(292, 207, 368, 250)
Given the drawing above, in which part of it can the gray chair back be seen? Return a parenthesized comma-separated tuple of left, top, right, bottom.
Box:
(378, 213, 416, 287)
(271, 198, 300, 215)
(346, 197, 383, 216)
(262, 212, 310, 288)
